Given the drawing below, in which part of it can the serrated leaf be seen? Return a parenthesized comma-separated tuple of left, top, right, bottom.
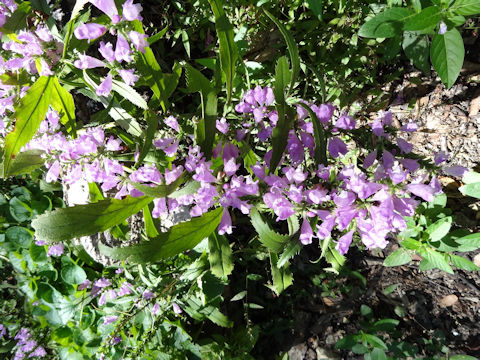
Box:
(250, 207, 289, 252)
(403, 32, 431, 75)
(7, 150, 45, 176)
(32, 196, 153, 243)
(450, 254, 479, 271)
(99, 208, 223, 263)
(3, 76, 53, 177)
(430, 28, 464, 89)
(418, 247, 454, 274)
(208, 0, 238, 103)
(455, 232, 480, 252)
(269, 251, 293, 295)
(403, 6, 442, 31)
(111, 79, 148, 109)
(51, 76, 76, 136)
(459, 182, 480, 199)
(425, 216, 452, 242)
(128, 172, 185, 198)
(277, 240, 301, 268)
(208, 232, 234, 278)
(359, 8, 413, 38)
(384, 248, 412, 267)
(452, 0, 480, 15)
(264, 9, 300, 96)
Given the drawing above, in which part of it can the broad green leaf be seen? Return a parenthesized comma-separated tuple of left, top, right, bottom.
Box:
(425, 216, 452, 242)
(7, 150, 45, 176)
(3, 76, 53, 176)
(208, 0, 238, 103)
(0, 2, 31, 34)
(61, 263, 87, 285)
(370, 348, 387, 360)
(6, 226, 33, 248)
(9, 197, 33, 223)
(30, 243, 47, 263)
(297, 102, 327, 165)
(363, 334, 387, 350)
(359, 8, 413, 38)
(230, 291, 247, 301)
(450, 254, 479, 271)
(185, 296, 233, 327)
(208, 232, 234, 279)
(51, 76, 76, 137)
(135, 110, 158, 168)
(370, 318, 400, 332)
(452, 0, 480, 15)
(250, 207, 289, 252)
(455, 233, 480, 252)
(31, 196, 153, 242)
(418, 247, 454, 274)
(184, 63, 212, 94)
(462, 171, 480, 184)
(383, 36, 402, 61)
(383, 248, 412, 267)
(269, 251, 293, 295)
(111, 79, 148, 109)
(459, 182, 480, 199)
(306, 0, 323, 20)
(403, 6, 443, 31)
(270, 56, 294, 173)
(430, 28, 464, 89)
(99, 208, 223, 263)
(128, 172, 185, 198)
(403, 32, 431, 75)
(264, 9, 299, 96)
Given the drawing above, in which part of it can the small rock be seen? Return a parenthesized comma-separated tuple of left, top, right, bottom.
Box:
(473, 253, 480, 267)
(441, 294, 458, 307)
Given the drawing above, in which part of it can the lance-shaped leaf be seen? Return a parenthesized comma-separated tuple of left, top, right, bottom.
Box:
(430, 28, 464, 89)
(208, 232, 234, 279)
(264, 8, 299, 96)
(269, 251, 293, 295)
(32, 196, 153, 243)
(135, 110, 158, 168)
(208, 0, 238, 103)
(3, 76, 54, 177)
(250, 207, 289, 252)
(297, 102, 327, 165)
(111, 79, 148, 109)
(184, 63, 217, 159)
(51, 76, 76, 137)
(7, 150, 45, 176)
(269, 56, 294, 173)
(99, 207, 223, 263)
(128, 172, 186, 198)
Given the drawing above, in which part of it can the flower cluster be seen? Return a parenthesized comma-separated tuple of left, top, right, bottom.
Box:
(7, 328, 47, 359)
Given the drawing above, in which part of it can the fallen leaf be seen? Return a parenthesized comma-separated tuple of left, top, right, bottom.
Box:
(469, 89, 480, 117)
(441, 294, 458, 307)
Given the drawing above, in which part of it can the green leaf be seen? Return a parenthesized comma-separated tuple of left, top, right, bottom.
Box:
(263, 9, 300, 96)
(99, 208, 223, 263)
(277, 240, 301, 268)
(0, 2, 31, 34)
(3, 76, 53, 176)
(370, 318, 400, 332)
(61, 263, 87, 285)
(208, 0, 238, 103)
(6, 226, 33, 248)
(30, 243, 47, 263)
(359, 8, 413, 38)
(384, 248, 412, 267)
(143, 203, 160, 238)
(363, 334, 388, 350)
(128, 172, 185, 198)
(425, 216, 452, 242)
(430, 28, 464, 89)
(31, 196, 153, 243)
(306, 0, 323, 21)
(169, 180, 201, 199)
(270, 56, 294, 172)
(455, 233, 480, 252)
(452, 0, 480, 15)
(269, 251, 293, 295)
(7, 150, 45, 176)
(208, 232, 234, 279)
(370, 348, 387, 360)
(403, 6, 443, 31)
(111, 79, 148, 109)
(9, 197, 33, 223)
(418, 247, 454, 274)
(181, 30, 190, 57)
(51, 76, 76, 137)
(250, 207, 289, 252)
(297, 102, 327, 165)
(403, 32, 431, 75)
(450, 254, 479, 271)
(449, 355, 478, 360)
(185, 296, 233, 327)
(459, 182, 480, 199)
(462, 171, 480, 184)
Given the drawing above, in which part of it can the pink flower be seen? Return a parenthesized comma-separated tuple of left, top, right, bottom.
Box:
(74, 23, 107, 41)
(218, 208, 233, 235)
(128, 31, 148, 53)
(47, 243, 64, 257)
(335, 230, 354, 255)
(96, 74, 112, 96)
(328, 137, 347, 158)
(118, 69, 139, 86)
(115, 34, 133, 63)
(99, 41, 115, 62)
(216, 117, 229, 134)
(90, 0, 120, 23)
(74, 53, 105, 69)
(300, 218, 314, 245)
(172, 303, 182, 315)
(46, 160, 60, 183)
(122, 0, 143, 21)
(164, 115, 180, 132)
(103, 315, 118, 325)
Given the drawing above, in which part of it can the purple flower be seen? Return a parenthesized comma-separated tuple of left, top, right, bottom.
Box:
(117, 282, 133, 296)
(393, 196, 418, 216)
(363, 149, 377, 169)
(335, 230, 353, 255)
(219, 208, 233, 235)
(96, 74, 113, 97)
(128, 31, 148, 53)
(400, 158, 420, 173)
(438, 21, 447, 35)
(45, 160, 60, 183)
(172, 303, 183, 315)
(300, 218, 314, 245)
(103, 315, 118, 325)
(335, 112, 356, 130)
(99, 41, 115, 62)
(90, 0, 120, 23)
(443, 165, 468, 177)
(142, 290, 155, 300)
(396, 137, 413, 154)
(94, 278, 111, 288)
(14, 328, 30, 344)
(74, 23, 107, 41)
(216, 117, 229, 134)
(165, 164, 183, 185)
(122, 0, 143, 21)
(434, 150, 449, 165)
(313, 103, 334, 124)
(152, 303, 160, 316)
(263, 191, 295, 221)
(401, 122, 418, 132)
(406, 183, 435, 202)
(47, 243, 64, 257)
(118, 69, 139, 86)
(328, 137, 347, 158)
(115, 34, 133, 63)
(74, 53, 105, 69)
(287, 131, 305, 164)
(0, 324, 6, 338)
(78, 279, 91, 290)
(316, 215, 335, 240)
(164, 115, 180, 132)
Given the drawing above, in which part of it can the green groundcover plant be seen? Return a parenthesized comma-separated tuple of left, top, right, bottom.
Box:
(0, 0, 479, 358)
